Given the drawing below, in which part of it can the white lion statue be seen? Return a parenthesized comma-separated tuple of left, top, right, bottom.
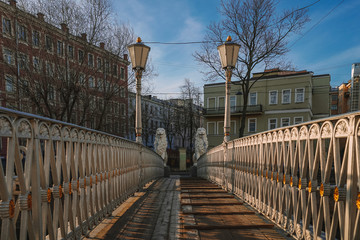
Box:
(154, 128, 168, 166)
(193, 128, 208, 166)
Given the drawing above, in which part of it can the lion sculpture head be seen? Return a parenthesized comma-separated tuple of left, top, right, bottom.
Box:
(193, 128, 208, 166)
(154, 128, 168, 166)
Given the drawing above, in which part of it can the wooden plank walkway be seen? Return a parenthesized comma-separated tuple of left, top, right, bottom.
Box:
(85, 176, 291, 240)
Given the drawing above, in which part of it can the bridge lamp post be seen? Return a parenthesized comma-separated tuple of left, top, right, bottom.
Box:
(128, 37, 151, 144)
(217, 36, 240, 142)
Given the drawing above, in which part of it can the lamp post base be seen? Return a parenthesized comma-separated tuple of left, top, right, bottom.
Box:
(136, 136, 142, 144)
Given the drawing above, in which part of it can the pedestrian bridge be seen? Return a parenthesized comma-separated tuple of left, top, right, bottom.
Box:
(0, 107, 359, 240)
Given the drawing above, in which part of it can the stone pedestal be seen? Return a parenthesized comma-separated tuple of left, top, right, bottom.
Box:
(190, 166, 197, 177)
(164, 166, 170, 178)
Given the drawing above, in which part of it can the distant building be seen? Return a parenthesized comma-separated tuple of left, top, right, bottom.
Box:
(330, 87, 339, 115)
(127, 93, 204, 150)
(0, 0, 129, 136)
(203, 68, 330, 148)
(350, 63, 360, 111)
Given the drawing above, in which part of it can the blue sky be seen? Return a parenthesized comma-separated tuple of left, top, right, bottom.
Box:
(111, 0, 360, 98)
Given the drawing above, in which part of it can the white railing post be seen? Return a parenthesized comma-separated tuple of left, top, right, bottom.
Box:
(197, 112, 360, 240)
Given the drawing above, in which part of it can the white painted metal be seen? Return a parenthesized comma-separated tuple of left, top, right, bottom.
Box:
(198, 112, 360, 240)
(0, 107, 164, 239)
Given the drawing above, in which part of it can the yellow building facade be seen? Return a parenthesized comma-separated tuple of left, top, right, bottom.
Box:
(204, 69, 330, 148)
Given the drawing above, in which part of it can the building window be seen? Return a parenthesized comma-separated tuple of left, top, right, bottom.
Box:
(2, 18, 11, 35)
(112, 64, 118, 76)
(217, 121, 224, 135)
(249, 92, 257, 105)
(5, 75, 14, 92)
(68, 45, 74, 59)
(281, 117, 290, 127)
(32, 30, 40, 47)
(57, 41, 63, 56)
(331, 104, 338, 110)
(294, 117, 303, 125)
(3, 48, 14, 65)
(105, 61, 109, 73)
(207, 122, 216, 135)
(17, 24, 27, 42)
(230, 96, 236, 112)
(120, 67, 125, 79)
(332, 94, 338, 101)
(45, 36, 52, 51)
(269, 90, 278, 105)
(88, 54, 94, 67)
(88, 76, 94, 88)
(18, 53, 28, 69)
(79, 73, 85, 84)
(207, 97, 216, 109)
(248, 118, 256, 133)
(295, 88, 305, 103)
(268, 118, 277, 130)
(282, 89, 291, 104)
(97, 78, 103, 91)
(97, 58, 102, 70)
(33, 57, 41, 72)
(121, 103, 126, 116)
(46, 62, 53, 76)
(78, 50, 84, 63)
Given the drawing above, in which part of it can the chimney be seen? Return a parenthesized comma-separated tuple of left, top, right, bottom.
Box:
(37, 13, 45, 21)
(9, 0, 16, 7)
(123, 54, 128, 61)
(81, 33, 87, 41)
(60, 23, 69, 33)
(100, 42, 105, 49)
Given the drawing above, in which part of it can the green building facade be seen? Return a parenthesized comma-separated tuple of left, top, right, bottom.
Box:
(204, 69, 330, 148)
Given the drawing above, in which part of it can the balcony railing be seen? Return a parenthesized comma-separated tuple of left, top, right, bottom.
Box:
(203, 105, 262, 115)
(0, 107, 164, 240)
(197, 112, 360, 240)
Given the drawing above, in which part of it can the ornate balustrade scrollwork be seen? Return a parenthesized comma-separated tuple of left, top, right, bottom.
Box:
(198, 112, 360, 240)
(0, 107, 164, 239)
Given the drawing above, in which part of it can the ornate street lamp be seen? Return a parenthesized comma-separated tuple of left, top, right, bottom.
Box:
(128, 37, 151, 143)
(217, 36, 240, 142)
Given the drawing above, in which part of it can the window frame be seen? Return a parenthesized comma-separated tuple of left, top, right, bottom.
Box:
(248, 118, 257, 133)
(295, 88, 305, 103)
(17, 23, 27, 42)
(281, 117, 290, 127)
(5, 75, 14, 92)
(207, 97, 216, 109)
(32, 30, 40, 47)
(269, 90, 278, 105)
(78, 49, 84, 63)
(282, 89, 291, 104)
(268, 118, 277, 130)
(2, 17, 11, 36)
(249, 92, 257, 105)
(294, 116, 303, 125)
(206, 122, 216, 135)
(88, 53, 94, 67)
(45, 35, 53, 52)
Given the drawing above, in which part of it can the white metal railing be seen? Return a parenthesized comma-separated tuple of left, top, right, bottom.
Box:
(198, 112, 360, 240)
(0, 107, 164, 240)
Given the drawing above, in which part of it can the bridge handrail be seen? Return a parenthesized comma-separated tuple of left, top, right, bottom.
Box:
(0, 107, 164, 239)
(198, 111, 360, 240)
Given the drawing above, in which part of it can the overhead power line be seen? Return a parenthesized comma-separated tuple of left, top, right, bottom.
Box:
(290, 0, 344, 47)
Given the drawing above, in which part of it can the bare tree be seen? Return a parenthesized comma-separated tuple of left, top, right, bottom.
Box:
(174, 79, 202, 149)
(194, 0, 309, 137)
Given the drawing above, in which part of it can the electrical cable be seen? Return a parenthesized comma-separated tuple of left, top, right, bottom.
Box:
(289, 0, 344, 47)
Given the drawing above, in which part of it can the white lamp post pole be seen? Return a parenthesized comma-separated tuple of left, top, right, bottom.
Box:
(217, 36, 240, 142)
(135, 69, 143, 143)
(224, 68, 232, 142)
(127, 37, 150, 144)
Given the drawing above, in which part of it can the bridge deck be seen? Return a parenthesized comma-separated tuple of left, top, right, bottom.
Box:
(85, 176, 290, 240)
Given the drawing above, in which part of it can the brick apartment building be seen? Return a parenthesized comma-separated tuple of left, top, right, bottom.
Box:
(0, 0, 129, 136)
